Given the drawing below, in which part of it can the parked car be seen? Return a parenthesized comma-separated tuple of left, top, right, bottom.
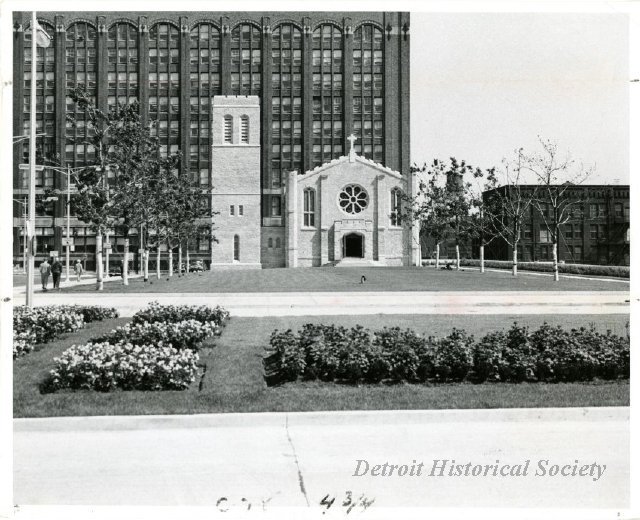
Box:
(178, 260, 205, 273)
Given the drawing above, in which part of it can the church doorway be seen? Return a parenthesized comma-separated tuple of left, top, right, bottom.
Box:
(343, 233, 364, 258)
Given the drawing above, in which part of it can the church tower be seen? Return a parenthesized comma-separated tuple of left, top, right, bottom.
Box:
(210, 96, 262, 268)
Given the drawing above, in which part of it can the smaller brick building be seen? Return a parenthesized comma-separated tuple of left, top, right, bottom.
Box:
(483, 184, 630, 266)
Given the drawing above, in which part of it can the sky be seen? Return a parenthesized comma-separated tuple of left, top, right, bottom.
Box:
(410, 12, 629, 184)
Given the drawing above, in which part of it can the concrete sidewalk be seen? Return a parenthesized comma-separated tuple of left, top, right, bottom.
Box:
(14, 407, 629, 509)
(11, 290, 631, 316)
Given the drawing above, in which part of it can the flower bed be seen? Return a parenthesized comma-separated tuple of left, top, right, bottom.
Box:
(48, 342, 199, 392)
(132, 301, 229, 328)
(44, 303, 230, 392)
(13, 306, 84, 355)
(91, 319, 217, 351)
(13, 304, 119, 359)
(265, 322, 629, 385)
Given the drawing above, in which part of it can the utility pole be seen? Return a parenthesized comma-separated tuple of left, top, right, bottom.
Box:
(24, 12, 51, 306)
(25, 11, 37, 307)
(65, 165, 71, 283)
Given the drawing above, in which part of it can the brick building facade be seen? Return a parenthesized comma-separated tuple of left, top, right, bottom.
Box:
(483, 185, 630, 266)
(11, 11, 411, 270)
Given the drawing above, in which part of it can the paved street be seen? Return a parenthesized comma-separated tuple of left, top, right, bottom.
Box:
(14, 407, 628, 509)
(11, 290, 630, 317)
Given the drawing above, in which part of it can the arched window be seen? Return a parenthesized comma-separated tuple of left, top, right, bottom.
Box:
(275, 237, 281, 248)
(268, 237, 273, 248)
(223, 115, 233, 143)
(233, 234, 240, 261)
(240, 115, 249, 143)
(303, 188, 315, 227)
(390, 188, 402, 227)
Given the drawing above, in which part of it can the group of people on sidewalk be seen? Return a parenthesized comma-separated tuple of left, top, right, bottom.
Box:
(38, 258, 84, 291)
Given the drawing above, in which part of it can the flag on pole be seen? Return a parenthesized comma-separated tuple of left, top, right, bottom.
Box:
(32, 19, 51, 48)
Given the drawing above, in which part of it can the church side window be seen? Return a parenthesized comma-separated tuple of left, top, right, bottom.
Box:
(223, 115, 233, 143)
(240, 115, 249, 143)
(233, 235, 240, 261)
(271, 197, 282, 217)
(303, 188, 316, 227)
(390, 188, 402, 226)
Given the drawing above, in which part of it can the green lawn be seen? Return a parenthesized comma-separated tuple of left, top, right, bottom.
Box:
(14, 313, 629, 418)
(60, 266, 629, 293)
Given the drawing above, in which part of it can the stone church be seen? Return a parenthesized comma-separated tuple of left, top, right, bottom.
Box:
(210, 95, 419, 268)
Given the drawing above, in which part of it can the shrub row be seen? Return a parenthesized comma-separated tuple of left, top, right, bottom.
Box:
(91, 319, 218, 351)
(47, 303, 229, 392)
(422, 259, 629, 278)
(13, 305, 119, 359)
(265, 322, 629, 385)
(47, 342, 198, 392)
(132, 301, 229, 327)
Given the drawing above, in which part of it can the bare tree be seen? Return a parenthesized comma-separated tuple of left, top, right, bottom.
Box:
(522, 138, 593, 281)
(486, 149, 538, 276)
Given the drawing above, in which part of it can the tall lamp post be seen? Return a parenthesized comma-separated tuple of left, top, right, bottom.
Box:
(25, 12, 51, 307)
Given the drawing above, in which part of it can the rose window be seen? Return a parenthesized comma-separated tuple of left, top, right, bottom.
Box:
(338, 184, 369, 214)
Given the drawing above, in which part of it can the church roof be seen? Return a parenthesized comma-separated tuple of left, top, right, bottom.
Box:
(299, 154, 404, 181)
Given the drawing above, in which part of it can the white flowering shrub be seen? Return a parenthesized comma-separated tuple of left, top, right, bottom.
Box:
(48, 342, 199, 392)
(13, 331, 37, 359)
(53, 305, 119, 323)
(14, 306, 84, 349)
(92, 319, 218, 351)
(132, 302, 229, 329)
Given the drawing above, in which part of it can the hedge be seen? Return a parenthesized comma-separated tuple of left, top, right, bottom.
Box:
(422, 258, 629, 278)
(264, 322, 629, 385)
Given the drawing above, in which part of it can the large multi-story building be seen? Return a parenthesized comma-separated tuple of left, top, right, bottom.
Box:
(483, 184, 630, 266)
(12, 11, 412, 270)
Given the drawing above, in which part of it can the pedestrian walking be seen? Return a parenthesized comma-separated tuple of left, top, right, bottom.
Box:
(74, 259, 84, 282)
(118, 260, 124, 278)
(39, 259, 51, 291)
(51, 258, 63, 290)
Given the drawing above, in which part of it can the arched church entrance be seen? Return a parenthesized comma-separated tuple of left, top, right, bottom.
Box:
(343, 233, 364, 258)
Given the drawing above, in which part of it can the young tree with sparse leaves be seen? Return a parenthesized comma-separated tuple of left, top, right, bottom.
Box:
(522, 138, 593, 281)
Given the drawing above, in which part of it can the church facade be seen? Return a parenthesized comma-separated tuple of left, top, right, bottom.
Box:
(210, 95, 419, 268)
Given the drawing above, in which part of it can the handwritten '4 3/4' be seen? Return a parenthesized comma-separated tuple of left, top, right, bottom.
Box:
(320, 492, 375, 514)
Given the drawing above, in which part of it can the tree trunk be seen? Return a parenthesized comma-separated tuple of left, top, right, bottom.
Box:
(122, 238, 129, 286)
(143, 250, 149, 282)
(156, 247, 161, 280)
(168, 243, 173, 278)
(455, 243, 460, 270)
(185, 242, 190, 274)
(178, 243, 183, 276)
(512, 247, 518, 277)
(552, 241, 559, 282)
(95, 233, 104, 291)
(105, 232, 110, 279)
(480, 244, 485, 273)
(435, 242, 440, 269)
